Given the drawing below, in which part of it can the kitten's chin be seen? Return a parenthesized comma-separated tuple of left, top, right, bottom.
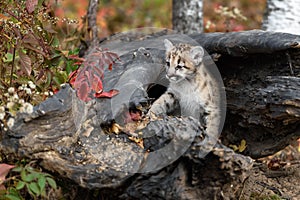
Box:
(167, 75, 184, 83)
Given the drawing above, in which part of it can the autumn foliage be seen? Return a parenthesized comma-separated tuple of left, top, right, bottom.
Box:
(69, 47, 120, 102)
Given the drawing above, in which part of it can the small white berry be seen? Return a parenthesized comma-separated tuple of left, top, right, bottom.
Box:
(24, 103, 33, 114)
(0, 106, 5, 113)
(7, 102, 14, 109)
(18, 99, 25, 104)
(12, 93, 19, 101)
(24, 88, 32, 95)
(7, 117, 15, 129)
(0, 113, 5, 120)
(8, 87, 15, 94)
(28, 81, 36, 89)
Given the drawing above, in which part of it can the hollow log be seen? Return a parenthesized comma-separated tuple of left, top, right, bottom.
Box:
(1, 30, 299, 199)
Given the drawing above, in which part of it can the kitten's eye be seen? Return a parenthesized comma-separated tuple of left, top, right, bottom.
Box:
(166, 61, 170, 67)
(175, 65, 183, 70)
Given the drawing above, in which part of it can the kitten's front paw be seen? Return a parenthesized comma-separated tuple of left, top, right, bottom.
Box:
(147, 106, 165, 120)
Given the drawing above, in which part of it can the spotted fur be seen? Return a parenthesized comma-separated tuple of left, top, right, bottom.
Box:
(149, 39, 222, 140)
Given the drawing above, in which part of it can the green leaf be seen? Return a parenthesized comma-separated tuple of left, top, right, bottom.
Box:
(21, 169, 35, 182)
(66, 60, 73, 74)
(37, 175, 46, 192)
(15, 181, 26, 190)
(12, 166, 22, 172)
(53, 71, 67, 85)
(51, 36, 60, 48)
(4, 194, 22, 200)
(46, 177, 57, 190)
(69, 48, 80, 55)
(5, 188, 22, 200)
(3, 53, 13, 62)
(25, 183, 34, 197)
(25, 174, 35, 182)
(26, 170, 40, 179)
(40, 189, 46, 197)
(20, 169, 26, 181)
(28, 182, 40, 196)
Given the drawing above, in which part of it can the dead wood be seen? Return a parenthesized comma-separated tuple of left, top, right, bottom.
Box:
(0, 30, 299, 199)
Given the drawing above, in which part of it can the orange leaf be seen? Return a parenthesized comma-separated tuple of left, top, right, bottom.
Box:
(108, 63, 113, 71)
(94, 89, 119, 98)
(0, 164, 14, 182)
(0, 13, 9, 23)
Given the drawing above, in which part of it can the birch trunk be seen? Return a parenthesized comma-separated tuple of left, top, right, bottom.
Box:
(262, 0, 300, 34)
(172, 0, 203, 34)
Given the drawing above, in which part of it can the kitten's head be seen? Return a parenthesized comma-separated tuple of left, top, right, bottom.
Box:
(164, 39, 204, 83)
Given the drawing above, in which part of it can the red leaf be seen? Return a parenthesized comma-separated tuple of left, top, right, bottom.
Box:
(74, 62, 83, 66)
(26, 0, 38, 14)
(68, 69, 79, 85)
(36, 68, 45, 81)
(68, 55, 85, 62)
(108, 63, 113, 71)
(72, 48, 120, 102)
(0, 164, 14, 182)
(19, 50, 32, 76)
(92, 74, 103, 93)
(76, 82, 91, 102)
(95, 89, 119, 98)
(69, 69, 78, 78)
(129, 110, 142, 121)
(92, 48, 120, 71)
(52, 88, 59, 94)
(22, 33, 39, 46)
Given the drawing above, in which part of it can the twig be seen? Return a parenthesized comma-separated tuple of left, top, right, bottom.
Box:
(255, 181, 283, 196)
(87, 0, 100, 47)
(238, 176, 249, 200)
(10, 48, 16, 87)
(286, 52, 295, 76)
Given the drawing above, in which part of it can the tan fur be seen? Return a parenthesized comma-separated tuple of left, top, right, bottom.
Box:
(149, 40, 222, 140)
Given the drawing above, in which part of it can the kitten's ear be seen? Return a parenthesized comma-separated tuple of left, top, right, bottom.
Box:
(164, 39, 174, 51)
(190, 46, 204, 66)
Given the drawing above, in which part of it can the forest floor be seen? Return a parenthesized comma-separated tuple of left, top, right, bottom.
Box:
(239, 143, 300, 200)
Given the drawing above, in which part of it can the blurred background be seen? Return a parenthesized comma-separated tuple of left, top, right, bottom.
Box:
(53, 0, 266, 37)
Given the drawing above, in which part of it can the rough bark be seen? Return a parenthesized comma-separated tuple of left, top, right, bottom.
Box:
(86, 0, 99, 49)
(1, 30, 300, 198)
(172, 0, 203, 34)
(262, 0, 300, 34)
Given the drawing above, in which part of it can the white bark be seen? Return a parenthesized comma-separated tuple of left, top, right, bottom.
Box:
(172, 0, 203, 34)
(262, 0, 300, 35)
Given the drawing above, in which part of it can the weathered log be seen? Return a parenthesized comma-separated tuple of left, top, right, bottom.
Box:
(191, 30, 300, 56)
(100, 29, 300, 158)
(0, 30, 299, 198)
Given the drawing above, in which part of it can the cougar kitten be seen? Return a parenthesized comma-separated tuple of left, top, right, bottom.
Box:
(149, 39, 222, 141)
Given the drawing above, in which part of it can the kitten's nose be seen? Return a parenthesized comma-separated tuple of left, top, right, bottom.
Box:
(166, 73, 174, 79)
(166, 69, 175, 78)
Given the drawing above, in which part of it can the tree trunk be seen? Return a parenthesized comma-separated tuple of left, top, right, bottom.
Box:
(172, 0, 203, 34)
(262, 0, 300, 34)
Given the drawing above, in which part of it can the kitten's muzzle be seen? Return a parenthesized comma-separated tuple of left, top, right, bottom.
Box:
(166, 74, 181, 82)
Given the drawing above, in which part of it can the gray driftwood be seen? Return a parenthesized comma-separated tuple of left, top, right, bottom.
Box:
(1, 30, 299, 199)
